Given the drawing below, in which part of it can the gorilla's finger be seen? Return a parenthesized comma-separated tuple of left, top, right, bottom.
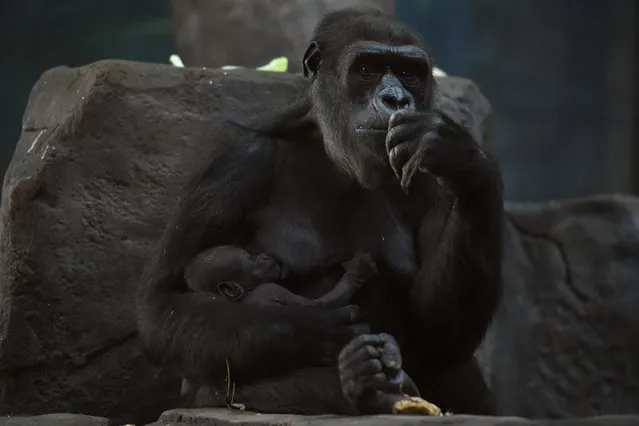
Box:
(388, 110, 421, 128)
(360, 372, 392, 390)
(339, 378, 357, 401)
(424, 113, 446, 132)
(341, 344, 381, 370)
(332, 305, 361, 324)
(385, 123, 420, 154)
(388, 143, 413, 180)
(378, 333, 402, 372)
(387, 369, 408, 387)
(339, 334, 382, 362)
(348, 358, 384, 378)
(400, 150, 424, 194)
(378, 332, 400, 348)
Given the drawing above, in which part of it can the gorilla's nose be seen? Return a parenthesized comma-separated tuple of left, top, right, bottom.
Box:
(375, 87, 415, 115)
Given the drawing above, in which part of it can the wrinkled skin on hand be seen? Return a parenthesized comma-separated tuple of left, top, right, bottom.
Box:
(385, 110, 490, 195)
(339, 333, 421, 414)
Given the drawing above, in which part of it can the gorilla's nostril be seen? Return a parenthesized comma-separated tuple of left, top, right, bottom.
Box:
(378, 88, 413, 113)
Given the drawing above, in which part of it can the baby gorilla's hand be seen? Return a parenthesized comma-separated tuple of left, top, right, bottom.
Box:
(341, 251, 378, 280)
(249, 253, 287, 282)
(338, 333, 418, 414)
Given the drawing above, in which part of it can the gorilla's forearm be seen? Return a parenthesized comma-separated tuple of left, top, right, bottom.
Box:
(137, 290, 356, 384)
(409, 161, 503, 367)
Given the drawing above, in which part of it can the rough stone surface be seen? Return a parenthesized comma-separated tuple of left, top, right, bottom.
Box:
(3, 411, 639, 426)
(155, 409, 639, 425)
(171, 0, 395, 73)
(477, 194, 639, 418)
(0, 60, 490, 424)
(0, 414, 113, 426)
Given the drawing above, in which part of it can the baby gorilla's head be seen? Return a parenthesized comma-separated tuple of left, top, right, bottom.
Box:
(192, 245, 288, 287)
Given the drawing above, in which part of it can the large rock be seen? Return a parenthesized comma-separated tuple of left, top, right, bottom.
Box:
(0, 60, 491, 424)
(171, 0, 395, 73)
(478, 195, 639, 417)
(0, 414, 113, 426)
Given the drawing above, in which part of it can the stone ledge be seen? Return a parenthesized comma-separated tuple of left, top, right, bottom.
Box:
(3, 411, 639, 426)
(0, 413, 113, 426)
(154, 409, 639, 426)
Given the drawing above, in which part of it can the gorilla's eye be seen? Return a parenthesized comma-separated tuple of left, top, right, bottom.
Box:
(356, 58, 384, 80)
(359, 63, 378, 76)
(395, 62, 427, 87)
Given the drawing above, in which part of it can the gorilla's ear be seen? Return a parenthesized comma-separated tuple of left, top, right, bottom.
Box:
(303, 41, 322, 80)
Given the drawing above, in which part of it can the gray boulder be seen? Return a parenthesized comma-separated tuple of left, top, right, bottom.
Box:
(478, 195, 639, 417)
(171, 0, 396, 73)
(0, 60, 491, 423)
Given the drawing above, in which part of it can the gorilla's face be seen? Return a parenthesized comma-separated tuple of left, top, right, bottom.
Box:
(305, 31, 433, 190)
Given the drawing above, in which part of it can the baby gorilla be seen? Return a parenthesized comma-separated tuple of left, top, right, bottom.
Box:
(180, 246, 378, 398)
(184, 245, 377, 307)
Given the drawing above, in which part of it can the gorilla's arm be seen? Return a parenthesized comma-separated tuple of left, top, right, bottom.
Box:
(136, 136, 359, 384)
(404, 113, 504, 367)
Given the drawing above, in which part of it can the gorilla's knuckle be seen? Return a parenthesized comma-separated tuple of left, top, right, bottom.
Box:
(365, 359, 383, 373)
(378, 332, 394, 341)
(364, 372, 388, 389)
(364, 344, 378, 358)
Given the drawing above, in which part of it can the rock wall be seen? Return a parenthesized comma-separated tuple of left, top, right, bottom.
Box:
(478, 195, 639, 417)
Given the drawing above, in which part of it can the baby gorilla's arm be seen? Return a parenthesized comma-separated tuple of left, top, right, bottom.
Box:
(242, 252, 376, 308)
(310, 252, 377, 308)
(242, 283, 314, 306)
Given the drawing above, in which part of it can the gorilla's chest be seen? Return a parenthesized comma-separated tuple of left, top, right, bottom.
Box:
(247, 189, 419, 283)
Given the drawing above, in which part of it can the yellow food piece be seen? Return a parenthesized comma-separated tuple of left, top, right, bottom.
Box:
(256, 57, 289, 72)
(392, 395, 443, 416)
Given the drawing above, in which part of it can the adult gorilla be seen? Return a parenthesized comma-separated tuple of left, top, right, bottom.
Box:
(137, 8, 504, 416)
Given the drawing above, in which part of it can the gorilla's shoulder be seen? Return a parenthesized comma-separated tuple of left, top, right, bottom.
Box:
(209, 129, 281, 165)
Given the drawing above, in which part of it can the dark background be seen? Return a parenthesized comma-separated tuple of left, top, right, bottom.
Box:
(0, 0, 636, 201)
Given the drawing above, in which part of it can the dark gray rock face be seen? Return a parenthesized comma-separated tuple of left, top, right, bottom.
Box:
(478, 195, 639, 418)
(171, 0, 395, 73)
(0, 60, 491, 424)
(0, 413, 113, 426)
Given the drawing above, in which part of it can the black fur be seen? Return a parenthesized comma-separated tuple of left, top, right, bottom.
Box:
(136, 8, 503, 416)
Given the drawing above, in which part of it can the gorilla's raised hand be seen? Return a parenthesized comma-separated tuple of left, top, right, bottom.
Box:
(385, 111, 492, 196)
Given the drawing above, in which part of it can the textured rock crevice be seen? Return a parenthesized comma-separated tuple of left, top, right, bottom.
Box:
(506, 214, 575, 299)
